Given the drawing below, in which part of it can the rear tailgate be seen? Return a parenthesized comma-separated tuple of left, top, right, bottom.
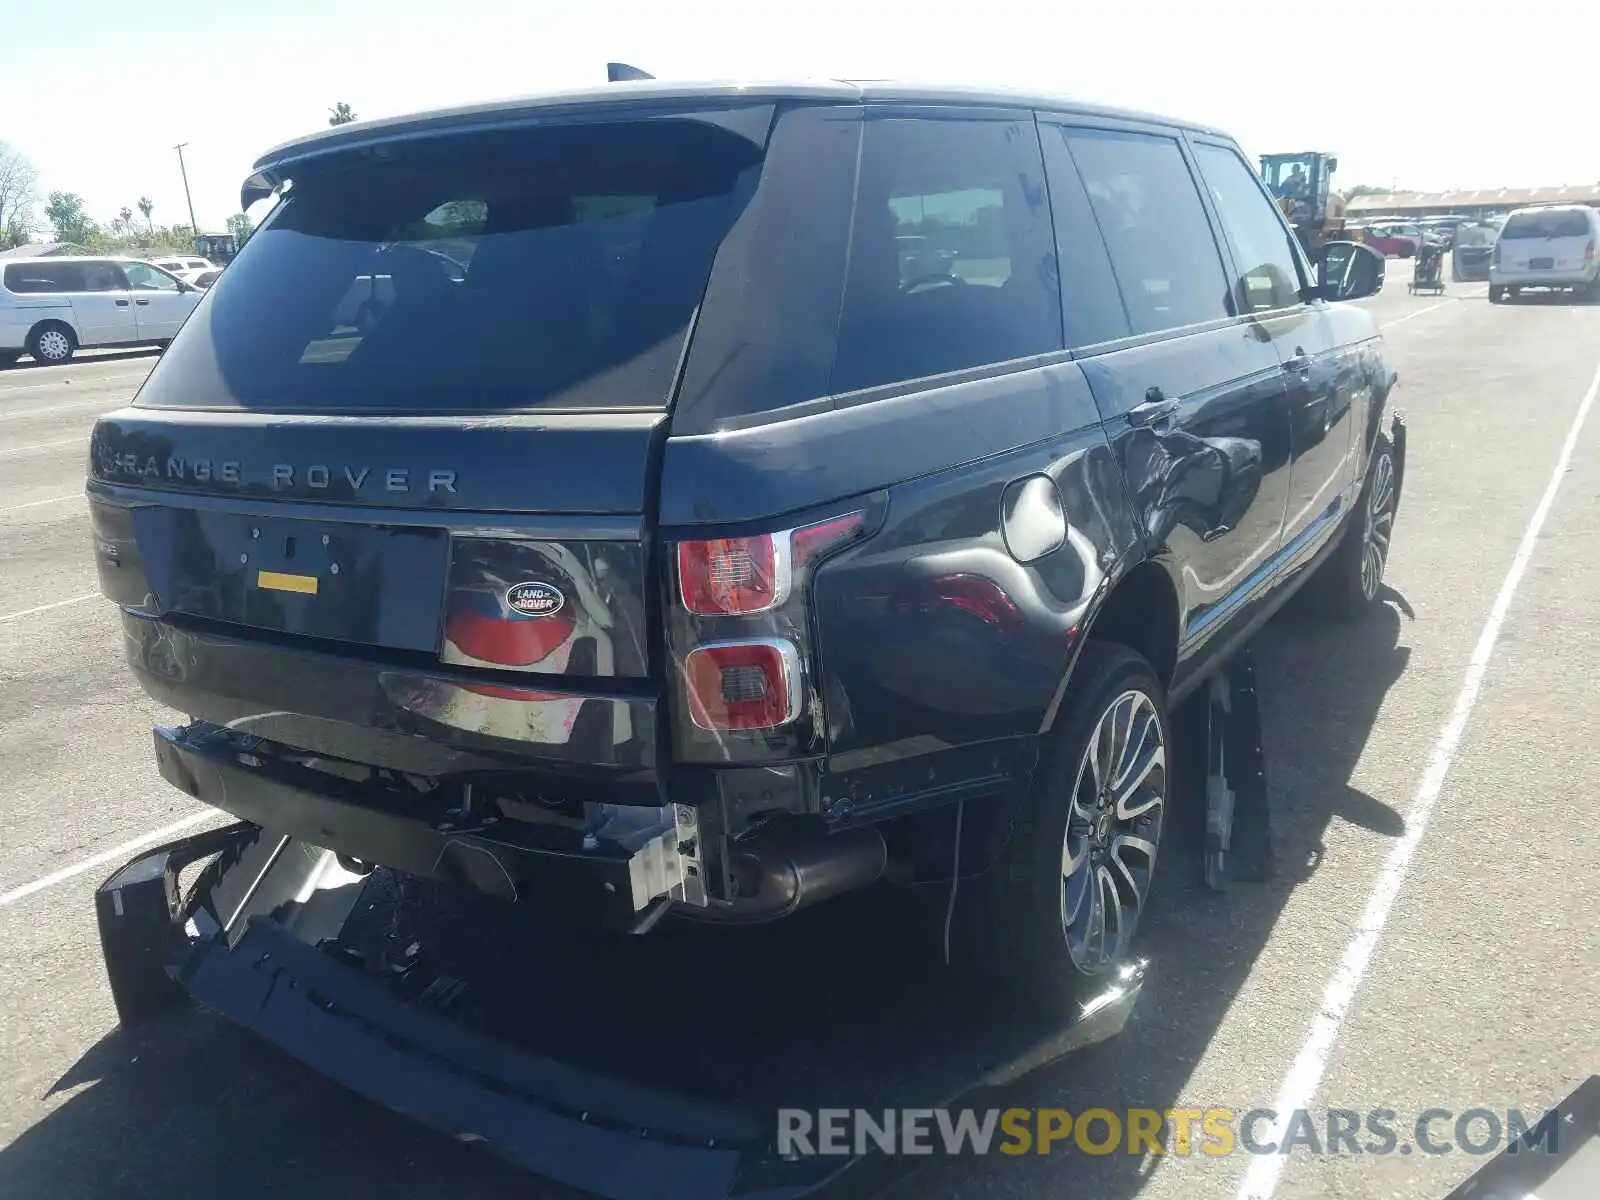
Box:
(87, 105, 773, 775)
(89, 409, 659, 669)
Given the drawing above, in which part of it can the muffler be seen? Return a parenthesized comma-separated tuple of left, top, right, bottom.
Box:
(691, 823, 887, 923)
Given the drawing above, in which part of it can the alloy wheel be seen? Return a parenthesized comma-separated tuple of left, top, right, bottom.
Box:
(1060, 688, 1165, 974)
(36, 330, 71, 362)
(1360, 451, 1396, 601)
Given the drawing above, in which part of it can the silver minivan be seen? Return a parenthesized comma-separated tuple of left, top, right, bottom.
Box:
(1489, 205, 1600, 302)
(0, 255, 202, 365)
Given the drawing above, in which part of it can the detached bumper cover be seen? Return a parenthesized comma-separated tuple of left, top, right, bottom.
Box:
(94, 820, 1145, 1200)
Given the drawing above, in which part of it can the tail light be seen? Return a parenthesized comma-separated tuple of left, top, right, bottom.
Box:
(676, 513, 865, 616)
(683, 639, 801, 731)
(1586, 239, 1595, 262)
(672, 511, 866, 735)
(1492, 241, 1501, 265)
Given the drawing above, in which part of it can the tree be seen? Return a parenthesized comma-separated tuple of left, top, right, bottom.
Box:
(118, 206, 135, 237)
(0, 142, 40, 250)
(328, 102, 357, 126)
(44, 191, 98, 246)
(225, 212, 253, 249)
(138, 195, 153, 231)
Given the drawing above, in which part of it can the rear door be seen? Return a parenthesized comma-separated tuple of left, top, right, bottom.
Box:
(1189, 138, 1364, 566)
(65, 261, 140, 346)
(1040, 120, 1294, 688)
(88, 109, 771, 724)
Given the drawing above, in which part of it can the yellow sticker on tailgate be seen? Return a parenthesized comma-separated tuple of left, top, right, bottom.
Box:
(256, 570, 319, 595)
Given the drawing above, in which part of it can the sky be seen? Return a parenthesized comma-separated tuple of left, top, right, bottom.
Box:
(1, 0, 1593, 238)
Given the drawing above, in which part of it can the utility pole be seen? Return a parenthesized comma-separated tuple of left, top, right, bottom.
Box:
(173, 143, 199, 234)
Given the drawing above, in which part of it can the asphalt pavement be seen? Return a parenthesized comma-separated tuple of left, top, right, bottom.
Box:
(0, 269, 1595, 1200)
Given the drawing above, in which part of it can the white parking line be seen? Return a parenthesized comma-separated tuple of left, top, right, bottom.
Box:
(1380, 288, 1486, 331)
(0, 493, 81, 514)
(0, 435, 85, 456)
(1236, 352, 1600, 1200)
(0, 593, 99, 623)
(0, 810, 217, 910)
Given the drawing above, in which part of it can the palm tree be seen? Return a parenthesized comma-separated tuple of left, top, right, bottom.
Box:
(328, 102, 357, 126)
(119, 206, 134, 234)
(138, 196, 153, 232)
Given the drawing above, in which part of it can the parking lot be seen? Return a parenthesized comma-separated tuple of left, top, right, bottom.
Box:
(0, 266, 1596, 1199)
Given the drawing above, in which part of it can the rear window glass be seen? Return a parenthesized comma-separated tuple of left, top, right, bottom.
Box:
(138, 118, 763, 413)
(4, 262, 89, 292)
(1500, 210, 1591, 239)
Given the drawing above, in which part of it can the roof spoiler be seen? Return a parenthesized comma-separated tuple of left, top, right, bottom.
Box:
(606, 62, 654, 82)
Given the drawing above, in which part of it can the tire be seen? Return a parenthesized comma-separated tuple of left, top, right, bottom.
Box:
(1489, 285, 1506, 304)
(27, 322, 76, 365)
(1308, 432, 1398, 621)
(976, 641, 1170, 1010)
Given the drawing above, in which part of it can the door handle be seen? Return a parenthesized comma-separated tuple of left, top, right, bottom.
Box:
(1128, 388, 1181, 429)
(135, 298, 150, 306)
(114, 299, 129, 307)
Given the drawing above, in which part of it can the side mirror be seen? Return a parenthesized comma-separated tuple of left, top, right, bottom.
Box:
(1313, 241, 1385, 302)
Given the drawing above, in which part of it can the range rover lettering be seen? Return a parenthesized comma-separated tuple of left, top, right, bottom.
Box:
(87, 79, 1403, 1004)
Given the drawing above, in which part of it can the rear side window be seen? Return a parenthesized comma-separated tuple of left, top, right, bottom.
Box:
(138, 117, 764, 413)
(1500, 210, 1591, 239)
(1060, 128, 1232, 335)
(829, 114, 1063, 394)
(4, 262, 89, 293)
(1191, 142, 1305, 313)
(81, 263, 127, 292)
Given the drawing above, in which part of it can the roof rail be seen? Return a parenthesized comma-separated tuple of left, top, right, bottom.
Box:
(606, 62, 654, 82)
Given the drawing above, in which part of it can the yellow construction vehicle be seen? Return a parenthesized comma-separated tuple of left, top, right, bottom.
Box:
(1259, 152, 1349, 254)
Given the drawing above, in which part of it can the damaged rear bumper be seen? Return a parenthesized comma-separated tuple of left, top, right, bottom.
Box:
(94, 821, 1144, 1200)
(152, 721, 705, 919)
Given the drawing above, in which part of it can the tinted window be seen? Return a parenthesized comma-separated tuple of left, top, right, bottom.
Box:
(830, 115, 1063, 394)
(1038, 124, 1133, 348)
(1062, 128, 1231, 335)
(81, 262, 127, 292)
(3, 262, 88, 292)
(138, 118, 763, 413)
(1500, 210, 1590, 239)
(1192, 143, 1305, 313)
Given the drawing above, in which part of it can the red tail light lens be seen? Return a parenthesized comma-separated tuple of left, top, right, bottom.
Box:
(1586, 239, 1596, 262)
(677, 535, 788, 616)
(683, 639, 800, 731)
(676, 512, 865, 616)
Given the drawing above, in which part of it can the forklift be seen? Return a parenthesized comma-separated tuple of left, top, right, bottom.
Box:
(1260, 151, 1349, 255)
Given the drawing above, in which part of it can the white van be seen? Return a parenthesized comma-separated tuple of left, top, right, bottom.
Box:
(1489, 205, 1600, 302)
(0, 256, 204, 365)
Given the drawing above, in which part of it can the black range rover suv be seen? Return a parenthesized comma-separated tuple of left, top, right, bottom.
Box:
(87, 80, 1402, 1003)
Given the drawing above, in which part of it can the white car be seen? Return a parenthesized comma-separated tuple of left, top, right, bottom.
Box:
(0, 256, 204, 365)
(1489, 204, 1600, 303)
(152, 255, 216, 283)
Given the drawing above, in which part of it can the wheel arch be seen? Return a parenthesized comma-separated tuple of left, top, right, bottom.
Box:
(1040, 555, 1181, 737)
(27, 315, 80, 346)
